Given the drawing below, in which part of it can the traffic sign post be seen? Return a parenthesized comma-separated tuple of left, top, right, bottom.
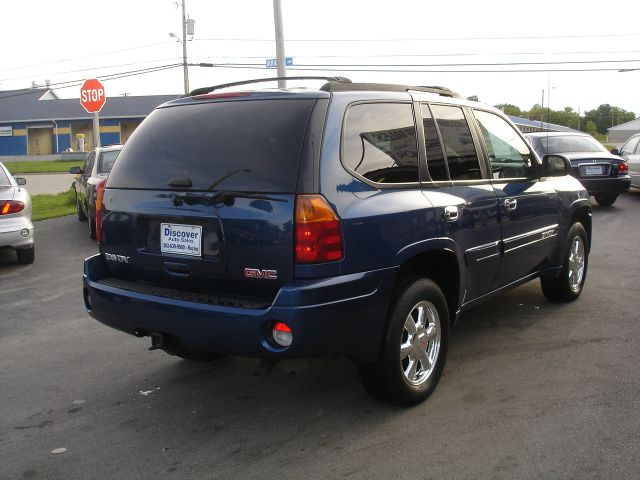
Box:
(80, 79, 106, 149)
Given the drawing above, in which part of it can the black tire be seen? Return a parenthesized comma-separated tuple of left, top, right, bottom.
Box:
(76, 195, 87, 221)
(88, 212, 97, 240)
(541, 222, 588, 302)
(594, 194, 617, 207)
(17, 246, 35, 264)
(359, 277, 450, 406)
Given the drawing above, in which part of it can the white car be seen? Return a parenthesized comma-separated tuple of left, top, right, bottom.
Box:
(614, 133, 640, 189)
(0, 162, 34, 264)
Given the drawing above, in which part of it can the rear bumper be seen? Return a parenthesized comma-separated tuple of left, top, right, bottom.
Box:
(83, 254, 397, 364)
(0, 216, 34, 249)
(578, 176, 630, 195)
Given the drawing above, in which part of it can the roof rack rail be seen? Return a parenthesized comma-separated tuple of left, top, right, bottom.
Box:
(186, 76, 352, 97)
(320, 81, 460, 98)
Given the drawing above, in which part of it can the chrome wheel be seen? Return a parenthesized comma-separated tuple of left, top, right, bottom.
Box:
(568, 235, 585, 292)
(400, 300, 441, 386)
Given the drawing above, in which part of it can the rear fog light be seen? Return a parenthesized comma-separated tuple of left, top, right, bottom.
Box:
(272, 322, 293, 347)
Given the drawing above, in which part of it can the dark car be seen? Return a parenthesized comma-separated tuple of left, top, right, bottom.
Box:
(83, 77, 591, 406)
(70, 145, 122, 238)
(612, 133, 640, 189)
(525, 132, 630, 206)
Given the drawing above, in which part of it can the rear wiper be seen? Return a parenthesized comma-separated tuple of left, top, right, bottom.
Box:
(172, 191, 286, 207)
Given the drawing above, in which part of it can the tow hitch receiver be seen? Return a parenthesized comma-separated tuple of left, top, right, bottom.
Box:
(149, 332, 164, 351)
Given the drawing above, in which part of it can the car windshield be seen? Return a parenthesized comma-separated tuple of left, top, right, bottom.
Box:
(535, 135, 608, 154)
(0, 165, 11, 186)
(98, 150, 120, 174)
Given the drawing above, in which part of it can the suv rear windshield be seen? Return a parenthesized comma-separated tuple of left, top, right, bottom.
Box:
(107, 99, 316, 192)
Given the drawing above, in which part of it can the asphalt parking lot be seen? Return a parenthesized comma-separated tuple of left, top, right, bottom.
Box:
(1, 192, 639, 480)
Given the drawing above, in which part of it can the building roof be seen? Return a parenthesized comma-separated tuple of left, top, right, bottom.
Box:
(508, 115, 580, 133)
(0, 88, 179, 123)
(608, 118, 640, 132)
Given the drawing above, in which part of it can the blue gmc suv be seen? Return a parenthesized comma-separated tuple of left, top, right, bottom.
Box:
(83, 77, 591, 406)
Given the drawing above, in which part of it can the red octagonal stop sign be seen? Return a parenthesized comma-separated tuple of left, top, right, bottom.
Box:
(80, 79, 106, 113)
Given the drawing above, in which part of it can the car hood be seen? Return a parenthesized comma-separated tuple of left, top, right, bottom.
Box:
(0, 186, 16, 201)
(560, 151, 621, 162)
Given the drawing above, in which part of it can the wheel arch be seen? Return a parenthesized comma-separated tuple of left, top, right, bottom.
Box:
(571, 205, 592, 252)
(393, 248, 461, 326)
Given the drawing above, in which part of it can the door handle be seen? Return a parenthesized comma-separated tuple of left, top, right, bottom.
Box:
(444, 205, 459, 222)
(504, 198, 517, 211)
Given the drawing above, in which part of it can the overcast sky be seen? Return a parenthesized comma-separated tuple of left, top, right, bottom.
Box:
(1, 0, 639, 116)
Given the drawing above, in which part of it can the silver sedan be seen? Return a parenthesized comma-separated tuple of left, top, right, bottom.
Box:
(0, 161, 34, 264)
(615, 133, 640, 189)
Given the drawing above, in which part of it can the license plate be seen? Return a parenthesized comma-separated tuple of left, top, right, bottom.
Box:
(585, 165, 603, 175)
(161, 223, 202, 257)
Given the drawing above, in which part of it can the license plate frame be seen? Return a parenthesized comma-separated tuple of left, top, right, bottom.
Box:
(160, 223, 203, 257)
(584, 165, 604, 176)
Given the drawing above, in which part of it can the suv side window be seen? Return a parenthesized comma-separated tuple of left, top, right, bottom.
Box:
(84, 151, 96, 175)
(620, 136, 640, 155)
(430, 105, 482, 181)
(474, 110, 536, 179)
(342, 103, 419, 184)
(421, 104, 448, 181)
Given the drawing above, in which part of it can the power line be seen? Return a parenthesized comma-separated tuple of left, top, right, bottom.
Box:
(196, 64, 639, 74)
(1, 58, 183, 82)
(0, 41, 174, 74)
(0, 64, 182, 101)
(196, 33, 640, 42)
(197, 49, 640, 60)
(213, 58, 640, 68)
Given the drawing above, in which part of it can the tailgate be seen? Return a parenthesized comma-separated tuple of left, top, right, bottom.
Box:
(100, 189, 295, 305)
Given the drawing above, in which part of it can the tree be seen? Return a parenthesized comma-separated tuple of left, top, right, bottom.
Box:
(494, 103, 522, 116)
(466, 95, 479, 102)
(583, 104, 636, 135)
(584, 120, 597, 135)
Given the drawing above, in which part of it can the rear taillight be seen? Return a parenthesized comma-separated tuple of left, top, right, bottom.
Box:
(617, 161, 629, 174)
(0, 200, 25, 215)
(295, 194, 343, 264)
(95, 180, 106, 242)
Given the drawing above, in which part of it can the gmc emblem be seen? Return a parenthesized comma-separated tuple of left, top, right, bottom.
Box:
(244, 268, 278, 280)
(104, 252, 130, 264)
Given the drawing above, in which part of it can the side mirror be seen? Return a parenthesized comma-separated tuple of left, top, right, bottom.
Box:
(15, 177, 27, 186)
(610, 148, 620, 156)
(542, 154, 571, 177)
(69, 166, 82, 174)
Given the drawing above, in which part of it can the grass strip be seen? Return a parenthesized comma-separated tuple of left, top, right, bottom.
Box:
(6, 160, 84, 174)
(31, 188, 77, 222)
